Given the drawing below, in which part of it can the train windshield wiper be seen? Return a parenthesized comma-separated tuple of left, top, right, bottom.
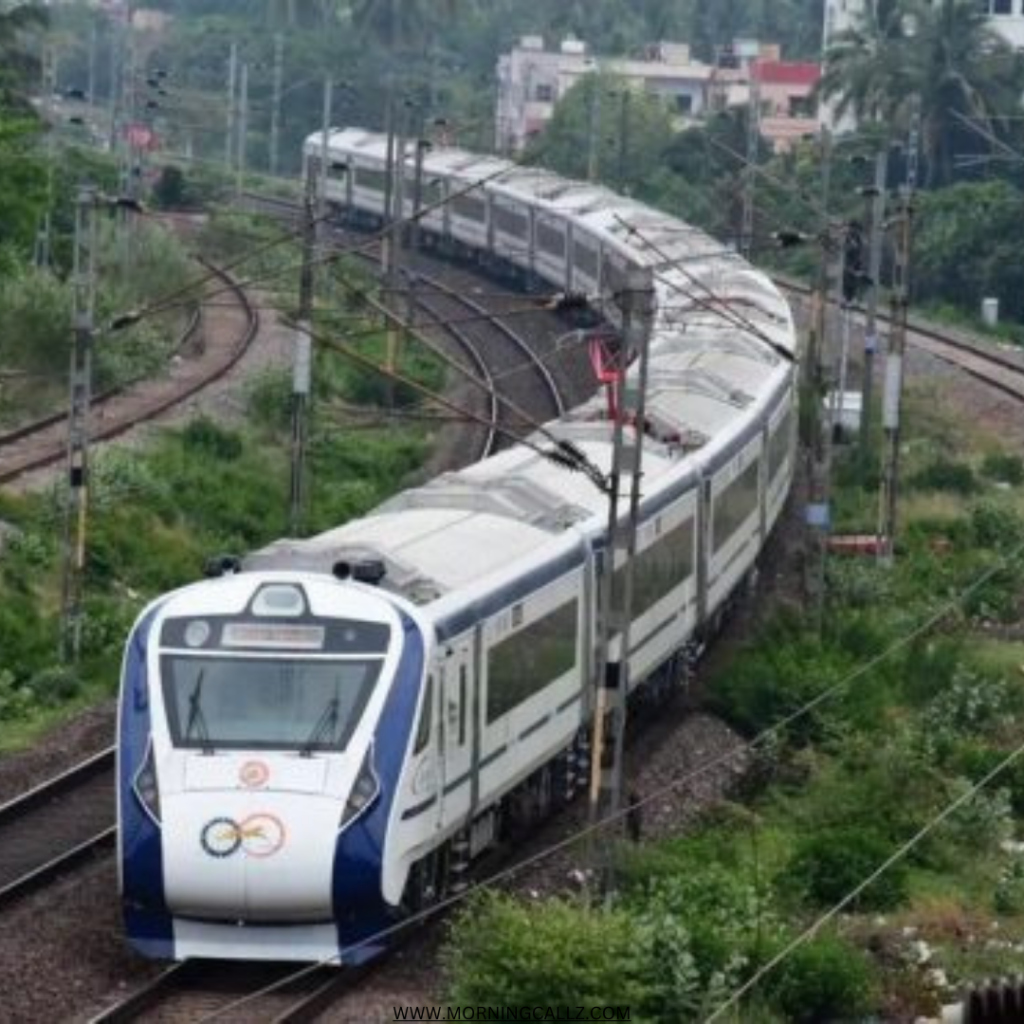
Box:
(301, 687, 340, 757)
(183, 669, 213, 754)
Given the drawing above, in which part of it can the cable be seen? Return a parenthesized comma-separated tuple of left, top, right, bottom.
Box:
(196, 536, 1024, 1023)
(704, 732, 1024, 1021)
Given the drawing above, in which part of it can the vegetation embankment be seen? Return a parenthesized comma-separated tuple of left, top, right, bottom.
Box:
(0, 205, 442, 749)
(442, 387, 1024, 1019)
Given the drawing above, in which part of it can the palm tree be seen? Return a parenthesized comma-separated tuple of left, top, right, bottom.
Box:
(819, 0, 1024, 186)
(911, 0, 1024, 185)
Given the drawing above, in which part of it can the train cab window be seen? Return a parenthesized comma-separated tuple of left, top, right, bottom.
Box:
(712, 459, 760, 552)
(414, 675, 433, 754)
(160, 654, 382, 753)
(487, 598, 578, 723)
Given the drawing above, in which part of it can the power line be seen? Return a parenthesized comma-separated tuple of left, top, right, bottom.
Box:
(195, 535, 1024, 1023)
(705, 732, 1024, 1021)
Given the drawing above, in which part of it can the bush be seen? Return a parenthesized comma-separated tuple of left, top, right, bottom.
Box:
(911, 459, 978, 495)
(784, 827, 908, 911)
(981, 452, 1024, 487)
(443, 893, 651, 1011)
(181, 417, 244, 461)
(763, 933, 877, 1022)
(24, 666, 82, 707)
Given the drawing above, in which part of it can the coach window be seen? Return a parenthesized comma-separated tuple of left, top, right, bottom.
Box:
(537, 221, 566, 258)
(495, 204, 527, 238)
(414, 675, 434, 753)
(613, 517, 694, 615)
(768, 407, 794, 481)
(458, 665, 468, 745)
(452, 192, 486, 222)
(712, 460, 760, 552)
(487, 598, 578, 722)
(355, 168, 388, 193)
(573, 241, 598, 279)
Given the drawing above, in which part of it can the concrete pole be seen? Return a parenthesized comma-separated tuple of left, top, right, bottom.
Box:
(586, 74, 602, 182)
(269, 33, 284, 176)
(87, 21, 97, 108)
(859, 147, 888, 451)
(741, 72, 761, 257)
(61, 187, 98, 664)
(225, 41, 237, 174)
(235, 61, 248, 199)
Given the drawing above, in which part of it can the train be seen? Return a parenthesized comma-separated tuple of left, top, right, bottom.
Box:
(117, 127, 799, 963)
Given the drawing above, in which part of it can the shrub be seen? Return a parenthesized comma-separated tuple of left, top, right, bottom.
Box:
(181, 418, 244, 461)
(443, 893, 651, 1011)
(24, 666, 82, 707)
(911, 458, 977, 495)
(762, 933, 877, 1022)
(981, 452, 1024, 486)
(784, 827, 908, 911)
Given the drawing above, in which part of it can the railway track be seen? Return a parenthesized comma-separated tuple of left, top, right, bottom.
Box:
(779, 278, 1024, 403)
(0, 258, 259, 486)
(89, 958, 367, 1023)
(0, 745, 115, 909)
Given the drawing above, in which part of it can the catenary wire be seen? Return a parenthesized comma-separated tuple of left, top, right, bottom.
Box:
(196, 537, 1024, 1022)
(704, 733, 1024, 1021)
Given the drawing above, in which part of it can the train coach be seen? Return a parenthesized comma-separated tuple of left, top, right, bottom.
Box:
(117, 127, 799, 963)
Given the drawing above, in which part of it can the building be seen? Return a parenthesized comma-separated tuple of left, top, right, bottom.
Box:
(495, 36, 820, 156)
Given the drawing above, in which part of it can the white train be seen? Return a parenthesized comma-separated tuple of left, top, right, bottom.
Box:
(117, 128, 798, 963)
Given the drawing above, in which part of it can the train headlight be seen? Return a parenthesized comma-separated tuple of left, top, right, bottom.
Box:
(339, 745, 380, 831)
(133, 741, 161, 825)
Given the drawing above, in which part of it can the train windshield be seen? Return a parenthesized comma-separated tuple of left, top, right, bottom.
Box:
(160, 655, 383, 752)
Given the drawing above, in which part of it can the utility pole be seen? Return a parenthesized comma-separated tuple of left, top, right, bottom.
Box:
(586, 75, 602, 183)
(859, 147, 887, 452)
(289, 166, 316, 536)
(61, 187, 98, 664)
(588, 266, 656, 850)
(87, 21, 97, 108)
(878, 97, 919, 565)
(616, 90, 631, 194)
(235, 62, 248, 200)
(225, 41, 237, 174)
(319, 76, 333, 220)
(741, 69, 761, 257)
(35, 45, 57, 269)
(269, 33, 284, 176)
(118, 5, 137, 266)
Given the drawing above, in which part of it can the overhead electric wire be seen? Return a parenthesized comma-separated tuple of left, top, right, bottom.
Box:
(116, 164, 520, 329)
(705, 731, 1024, 1021)
(196, 535, 1024, 1024)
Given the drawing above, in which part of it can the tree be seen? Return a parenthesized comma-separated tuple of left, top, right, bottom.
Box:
(819, 0, 1024, 187)
(0, 1, 48, 112)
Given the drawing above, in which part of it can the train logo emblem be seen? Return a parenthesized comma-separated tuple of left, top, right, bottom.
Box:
(199, 813, 287, 859)
(238, 760, 270, 789)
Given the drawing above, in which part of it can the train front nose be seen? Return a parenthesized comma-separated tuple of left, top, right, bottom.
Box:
(162, 786, 339, 922)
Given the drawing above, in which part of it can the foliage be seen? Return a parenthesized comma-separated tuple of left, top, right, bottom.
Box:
(762, 933, 877, 1023)
(981, 452, 1024, 487)
(911, 457, 978, 496)
(913, 181, 1024, 323)
(783, 826, 909, 910)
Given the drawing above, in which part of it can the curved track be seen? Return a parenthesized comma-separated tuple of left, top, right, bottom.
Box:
(0, 259, 258, 485)
(0, 746, 115, 908)
(780, 279, 1024, 403)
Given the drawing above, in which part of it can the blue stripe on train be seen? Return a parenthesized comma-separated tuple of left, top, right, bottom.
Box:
(332, 611, 424, 961)
(119, 605, 174, 958)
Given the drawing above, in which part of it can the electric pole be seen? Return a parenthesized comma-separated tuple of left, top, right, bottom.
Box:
(87, 21, 97, 108)
(225, 41, 237, 174)
(269, 33, 284, 176)
(34, 45, 57, 269)
(61, 187, 99, 664)
(878, 97, 919, 565)
(859, 147, 887, 452)
(586, 75, 602, 183)
(289, 166, 316, 536)
(616, 90, 631, 194)
(588, 266, 656, 851)
(235, 61, 248, 199)
(741, 68, 761, 257)
(319, 76, 333, 221)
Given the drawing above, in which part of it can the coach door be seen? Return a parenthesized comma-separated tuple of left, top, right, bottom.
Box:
(440, 638, 474, 823)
